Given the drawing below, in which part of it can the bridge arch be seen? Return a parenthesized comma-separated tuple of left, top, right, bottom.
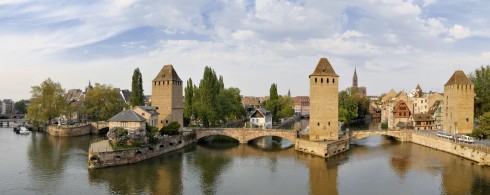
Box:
(195, 128, 297, 144)
(350, 130, 409, 141)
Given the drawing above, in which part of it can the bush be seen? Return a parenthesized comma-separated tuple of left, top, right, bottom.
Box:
(146, 124, 159, 144)
(183, 117, 191, 127)
(115, 128, 128, 138)
(160, 121, 181, 135)
(381, 122, 388, 130)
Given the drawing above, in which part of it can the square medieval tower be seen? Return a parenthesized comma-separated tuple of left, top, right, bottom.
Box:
(443, 70, 474, 134)
(309, 58, 339, 141)
(152, 65, 184, 129)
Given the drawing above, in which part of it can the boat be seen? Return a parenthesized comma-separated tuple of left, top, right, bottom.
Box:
(19, 126, 30, 135)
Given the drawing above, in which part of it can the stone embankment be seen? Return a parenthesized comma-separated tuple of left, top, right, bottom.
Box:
(295, 136, 349, 158)
(410, 131, 490, 166)
(88, 134, 196, 169)
(47, 124, 92, 136)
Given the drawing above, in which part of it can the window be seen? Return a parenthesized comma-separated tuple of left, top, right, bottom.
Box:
(317, 122, 320, 126)
(315, 78, 317, 83)
(166, 120, 169, 124)
(321, 78, 323, 83)
(466, 118, 469, 122)
(328, 122, 330, 126)
(327, 78, 329, 83)
(333, 78, 335, 83)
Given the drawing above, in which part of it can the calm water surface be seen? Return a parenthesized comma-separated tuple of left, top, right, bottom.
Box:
(1, 127, 490, 195)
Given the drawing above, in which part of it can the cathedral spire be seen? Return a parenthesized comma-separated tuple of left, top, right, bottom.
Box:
(353, 67, 358, 88)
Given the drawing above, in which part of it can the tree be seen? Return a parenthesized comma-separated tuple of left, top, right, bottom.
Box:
(473, 112, 490, 139)
(184, 78, 194, 118)
(160, 121, 180, 135)
(84, 83, 124, 121)
(338, 88, 359, 125)
(469, 65, 490, 118)
(189, 66, 246, 127)
(27, 78, 67, 125)
(130, 68, 145, 106)
(14, 100, 27, 114)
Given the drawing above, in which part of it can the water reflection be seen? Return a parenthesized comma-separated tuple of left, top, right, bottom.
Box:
(2, 128, 490, 195)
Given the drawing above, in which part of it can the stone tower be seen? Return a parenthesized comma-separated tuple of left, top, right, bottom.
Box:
(309, 58, 339, 141)
(152, 65, 183, 129)
(443, 70, 474, 134)
(353, 67, 358, 88)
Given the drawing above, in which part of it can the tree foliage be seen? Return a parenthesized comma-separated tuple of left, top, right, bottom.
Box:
(130, 68, 145, 107)
(184, 78, 194, 118)
(160, 121, 180, 135)
(473, 112, 490, 139)
(468, 65, 490, 118)
(27, 78, 67, 125)
(14, 100, 27, 114)
(264, 83, 294, 122)
(84, 83, 124, 121)
(184, 66, 246, 127)
(338, 87, 370, 125)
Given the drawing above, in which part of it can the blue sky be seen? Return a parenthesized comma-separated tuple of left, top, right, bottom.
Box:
(1, 0, 490, 100)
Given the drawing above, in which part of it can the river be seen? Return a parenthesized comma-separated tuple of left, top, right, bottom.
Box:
(1, 127, 490, 195)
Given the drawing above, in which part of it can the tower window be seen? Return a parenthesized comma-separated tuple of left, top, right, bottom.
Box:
(321, 78, 323, 83)
(333, 78, 335, 83)
(166, 120, 169, 124)
(327, 78, 329, 83)
(328, 122, 330, 126)
(466, 118, 469, 122)
(317, 122, 320, 126)
(315, 78, 317, 83)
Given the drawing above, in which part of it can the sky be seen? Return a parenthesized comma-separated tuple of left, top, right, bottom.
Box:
(1, 0, 490, 101)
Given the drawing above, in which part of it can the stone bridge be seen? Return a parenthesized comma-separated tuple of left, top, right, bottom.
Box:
(194, 128, 297, 144)
(350, 130, 410, 141)
(90, 121, 110, 134)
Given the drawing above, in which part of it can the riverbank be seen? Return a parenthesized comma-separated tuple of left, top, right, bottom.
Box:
(88, 133, 196, 169)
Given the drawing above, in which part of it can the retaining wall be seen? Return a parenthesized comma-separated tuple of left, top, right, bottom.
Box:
(46, 124, 91, 137)
(88, 135, 195, 169)
(411, 133, 490, 166)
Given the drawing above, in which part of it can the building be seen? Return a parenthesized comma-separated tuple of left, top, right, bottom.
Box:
(443, 70, 474, 134)
(309, 58, 339, 141)
(428, 100, 443, 130)
(413, 113, 434, 130)
(249, 108, 272, 129)
(108, 110, 147, 131)
(133, 106, 159, 127)
(352, 67, 367, 96)
(293, 96, 310, 116)
(151, 65, 184, 129)
(393, 100, 412, 129)
(241, 96, 261, 111)
(369, 102, 381, 123)
(1, 99, 13, 114)
(119, 89, 132, 104)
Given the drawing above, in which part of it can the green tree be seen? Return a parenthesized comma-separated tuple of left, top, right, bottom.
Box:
(14, 100, 27, 114)
(338, 88, 359, 125)
(130, 68, 145, 106)
(190, 66, 246, 127)
(469, 65, 490, 118)
(84, 83, 124, 121)
(473, 112, 490, 139)
(184, 78, 194, 118)
(160, 121, 180, 135)
(27, 78, 67, 125)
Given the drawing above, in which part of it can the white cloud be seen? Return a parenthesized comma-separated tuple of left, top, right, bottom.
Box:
(448, 24, 472, 39)
(423, 0, 438, 7)
(341, 30, 364, 39)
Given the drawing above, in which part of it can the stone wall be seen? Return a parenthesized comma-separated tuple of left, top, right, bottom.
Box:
(88, 135, 195, 169)
(46, 124, 91, 137)
(411, 133, 490, 166)
(295, 138, 349, 158)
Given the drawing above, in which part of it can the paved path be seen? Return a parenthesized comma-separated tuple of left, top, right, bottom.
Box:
(90, 140, 113, 152)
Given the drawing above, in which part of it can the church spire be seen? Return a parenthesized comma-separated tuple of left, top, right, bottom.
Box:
(353, 67, 358, 88)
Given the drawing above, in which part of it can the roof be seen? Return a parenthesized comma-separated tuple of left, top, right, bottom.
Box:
(153, 65, 182, 82)
(413, 113, 433, 122)
(135, 106, 159, 115)
(428, 100, 443, 115)
(310, 58, 339, 77)
(382, 89, 397, 102)
(444, 70, 473, 86)
(66, 89, 83, 102)
(120, 89, 131, 103)
(108, 110, 146, 122)
(250, 108, 272, 118)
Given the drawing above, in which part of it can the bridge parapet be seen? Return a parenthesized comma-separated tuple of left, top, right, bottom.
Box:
(194, 128, 297, 144)
(350, 130, 410, 141)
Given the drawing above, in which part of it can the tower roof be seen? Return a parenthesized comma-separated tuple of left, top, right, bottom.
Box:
(310, 58, 338, 77)
(444, 70, 473, 86)
(153, 65, 182, 82)
(415, 84, 421, 90)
